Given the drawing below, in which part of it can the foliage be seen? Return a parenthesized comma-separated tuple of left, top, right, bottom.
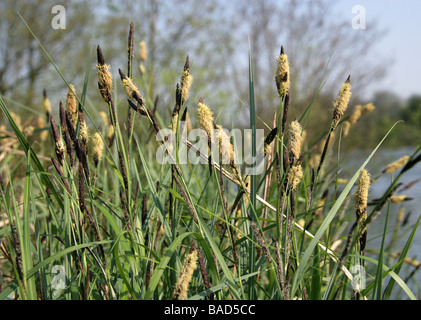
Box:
(0, 10, 420, 302)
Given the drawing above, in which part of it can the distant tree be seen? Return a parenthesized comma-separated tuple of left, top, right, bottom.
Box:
(401, 95, 421, 126)
(372, 91, 403, 118)
(228, 0, 389, 127)
(0, 1, 97, 109)
(96, 0, 237, 112)
(0, 0, 390, 136)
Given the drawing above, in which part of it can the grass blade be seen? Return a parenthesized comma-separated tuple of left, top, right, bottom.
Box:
(145, 232, 192, 300)
(293, 122, 400, 298)
(382, 214, 421, 299)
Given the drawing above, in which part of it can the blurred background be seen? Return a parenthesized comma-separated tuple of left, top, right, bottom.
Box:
(0, 0, 420, 297)
(1, 0, 420, 149)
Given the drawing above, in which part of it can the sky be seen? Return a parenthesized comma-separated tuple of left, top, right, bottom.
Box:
(332, 0, 421, 99)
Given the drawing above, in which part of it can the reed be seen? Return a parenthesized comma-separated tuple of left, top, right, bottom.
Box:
(0, 19, 420, 303)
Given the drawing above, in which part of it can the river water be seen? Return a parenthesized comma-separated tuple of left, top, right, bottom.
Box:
(340, 146, 421, 299)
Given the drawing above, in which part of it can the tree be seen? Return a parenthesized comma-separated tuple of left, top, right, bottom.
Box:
(373, 91, 403, 118)
(402, 95, 421, 126)
(225, 0, 389, 131)
(96, 0, 237, 110)
(0, 1, 97, 109)
(1, 0, 390, 138)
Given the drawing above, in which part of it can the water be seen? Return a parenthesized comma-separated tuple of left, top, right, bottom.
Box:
(340, 146, 421, 299)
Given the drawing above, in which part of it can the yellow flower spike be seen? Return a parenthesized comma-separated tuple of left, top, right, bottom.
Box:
(332, 76, 352, 130)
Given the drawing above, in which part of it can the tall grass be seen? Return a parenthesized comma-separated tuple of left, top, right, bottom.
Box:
(0, 18, 420, 300)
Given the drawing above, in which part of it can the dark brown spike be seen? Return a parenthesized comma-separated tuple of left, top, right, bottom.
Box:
(120, 191, 132, 232)
(141, 192, 148, 224)
(50, 115, 60, 143)
(128, 22, 134, 78)
(64, 130, 74, 167)
(65, 109, 77, 142)
(11, 220, 23, 280)
(280, 45, 285, 55)
(184, 55, 189, 71)
(75, 140, 90, 183)
(118, 68, 127, 81)
(78, 162, 86, 213)
(264, 127, 278, 146)
(51, 158, 71, 195)
(127, 99, 147, 116)
(97, 45, 105, 65)
(175, 83, 182, 109)
(50, 115, 64, 166)
(346, 75, 351, 83)
(118, 151, 128, 192)
(59, 101, 66, 131)
(281, 93, 290, 134)
(181, 106, 188, 122)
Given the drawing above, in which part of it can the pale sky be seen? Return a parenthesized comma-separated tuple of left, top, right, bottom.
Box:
(333, 0, 421, 99)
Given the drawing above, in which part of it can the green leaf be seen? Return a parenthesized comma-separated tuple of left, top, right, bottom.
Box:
(373, 201, 391, 299)
(0, 240, 111, 300)
(293, 122, 400, 299)
(310, 244, 322, 300)
(383, 214, 421, 299)
(145, 232, 192, 299)
(354, 254, 417, 300)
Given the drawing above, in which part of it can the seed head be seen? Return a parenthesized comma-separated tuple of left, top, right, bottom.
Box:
(96, 63, 113, 102)
(332, 76, 352, 130)
(180, 56, 193, 103)
(138, 41, 147, 62)
(172, 250, 198, 300)
(50, 115, 66, 165)
(355, 169, 370, 223)
(288, 165, 303, 191)
(24, 126, 35, 136)
(361, 103, 375, 115)
(66, 84, 77, 114)
(288, 120, 302, 162)
(349, 105, 362, 124)
(66, 84, 78, 128)
(342, 120, 351, 137)
(79, 112, 89, 146)
(337, 178, 350, 185)
(391, 195, 412, 204)
(92, 132, 104, 167)
(106, 124, 115, 147)
(122, 78, 140, 100)
(99, 111, 109, 127)
(181, 71, 193, 103)
(383, 155, 410, 173)
(214, 124, 236, 167)
(275, 46, 290, 97)
(37, 116, 48, 142)
(197, 98, 214, 141)
(120, 69, 144, 105)
(355, 169, 370, 250)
